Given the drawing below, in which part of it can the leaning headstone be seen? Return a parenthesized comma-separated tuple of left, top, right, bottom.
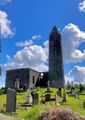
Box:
(6, 89, 16, 113)
(32, 92, 39, 105)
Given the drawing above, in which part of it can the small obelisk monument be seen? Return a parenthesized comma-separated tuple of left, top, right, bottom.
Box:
(49, 26, 65, 88)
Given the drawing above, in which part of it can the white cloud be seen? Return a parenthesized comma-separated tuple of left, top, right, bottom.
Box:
(66, 66, 85, 84)
(32, 35, 42, 40)
(79, 0, 85, 12)
(0, 10, 14, 38)
(62, 23, 85, 62)
(0, 0, 11, 5)
(6, 44, 48, 72)
(16, 40, 33, 47)
(43, 40, 49, 60)
(16, 35, 42, 48)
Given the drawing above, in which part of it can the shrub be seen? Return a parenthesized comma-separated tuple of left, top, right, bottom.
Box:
(38, 108, 85, 120)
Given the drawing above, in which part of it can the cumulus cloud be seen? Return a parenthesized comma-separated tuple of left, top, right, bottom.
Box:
(79, 0, 85, 12)
(6, 43, 48, 72)
(0, 0, 11, 5)
(16, 35, 42, 48)
(32, 35, 42, 40)
(0, 10, 14, 38)
(66, 66, 85, 84)
(16, 40, 33, 47)
(62, 23, 85, 62)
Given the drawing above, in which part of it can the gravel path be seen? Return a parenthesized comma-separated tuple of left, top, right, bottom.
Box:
(0, 113, 19, 120)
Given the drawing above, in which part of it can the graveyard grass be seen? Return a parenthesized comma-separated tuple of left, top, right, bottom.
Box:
(0, 88, 85, 120)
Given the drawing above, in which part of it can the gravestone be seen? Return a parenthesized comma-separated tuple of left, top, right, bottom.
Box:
(62, 91, 67, 102)
(6, 89, 16, 113)
(15, 79, 20, 91)
(47, 81, 50, 92)
(74, 90, 79, 99)
(57, 88, 62, 97)
(32, 92, 39, 105)
(26, 94, 32, 104)
(45, 94, 51, 102)
(55, 94, 60, 106)
(26, 88, 33, 104)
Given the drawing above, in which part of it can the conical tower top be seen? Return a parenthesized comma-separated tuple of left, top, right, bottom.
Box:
(50, 26, 60, 35)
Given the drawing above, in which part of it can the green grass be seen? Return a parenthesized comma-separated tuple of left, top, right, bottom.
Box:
(0, 88, 85, 120)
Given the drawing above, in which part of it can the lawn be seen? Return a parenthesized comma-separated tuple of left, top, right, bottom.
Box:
(0, 88, 85, 120)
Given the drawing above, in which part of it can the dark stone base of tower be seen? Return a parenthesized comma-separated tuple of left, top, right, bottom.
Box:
(49, 26, 65, 88)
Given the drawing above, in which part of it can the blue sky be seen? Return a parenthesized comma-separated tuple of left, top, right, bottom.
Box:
(0, 0, 85, 88)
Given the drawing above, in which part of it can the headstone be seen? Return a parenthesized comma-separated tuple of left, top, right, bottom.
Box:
(26, 88, 33, 104)
(74, 90, 79, 99)
(32, 92, 39, 105)
(15, 79, 20, 91)
(55, 94, 60, 106)
(26, 94, 32, 104)
(57, 88, 62, 97)
(72, 90, 75, 95)
(6, 89, 16, 113)
(45, 94, 51, 102)
(62, 91, 67, 102)
(47, 81, 50, 92)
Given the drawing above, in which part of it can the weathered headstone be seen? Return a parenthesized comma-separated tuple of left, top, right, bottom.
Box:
(47, 81, 50, 92)
(45, 94, 51, 102)
(32, 92, 39, 105)
(26, 88, 33, 104)
(62, 91, 67, 102)
(74, 90, 79, 99)
(26, 94, 32, 104)
(55, 94, 60, 106)
(57, 89, 62, 97)
(15, 79, 20, 91)
(6, 89, 16, 113)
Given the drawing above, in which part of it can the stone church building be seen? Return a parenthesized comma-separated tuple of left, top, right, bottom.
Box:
(6, 68, 48, 90)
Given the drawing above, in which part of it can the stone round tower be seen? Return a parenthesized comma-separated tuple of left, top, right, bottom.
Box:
(49, 26, 65, 88)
